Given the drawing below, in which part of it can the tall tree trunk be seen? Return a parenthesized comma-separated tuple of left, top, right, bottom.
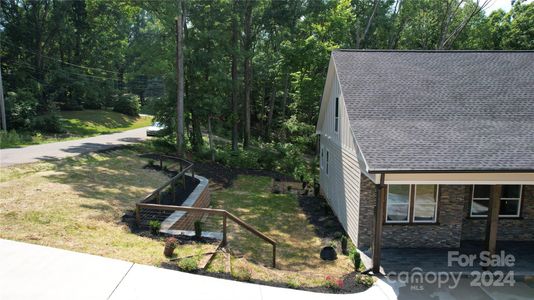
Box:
(243, 0, 253, 149)
(175, 2, 185, 157)
(265, 84, 275, 140)
(207, 116, 215, 161)
(191, 109, 203, 152)
(355, 0, 380, 49)
(231, 0, 239, 152)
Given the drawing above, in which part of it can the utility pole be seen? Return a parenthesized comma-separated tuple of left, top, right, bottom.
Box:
(0, 60, 6, 131)
(175, 1, 185, 157)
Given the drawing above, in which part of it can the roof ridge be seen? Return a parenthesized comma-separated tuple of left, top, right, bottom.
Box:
(334, 49, 534, 53)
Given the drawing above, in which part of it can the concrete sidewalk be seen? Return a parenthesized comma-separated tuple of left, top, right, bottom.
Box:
(0, 127, 149, 167)
(0, 239, 397, 300)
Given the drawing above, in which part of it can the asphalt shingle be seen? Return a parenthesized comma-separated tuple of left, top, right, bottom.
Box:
(332, 50, 534, 172)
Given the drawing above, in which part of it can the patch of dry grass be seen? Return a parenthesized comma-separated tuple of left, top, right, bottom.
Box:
(0, 149, 204, 266)
(209, 175, 365, 292)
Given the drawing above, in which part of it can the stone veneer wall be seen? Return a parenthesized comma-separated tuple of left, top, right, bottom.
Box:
(358, 175, 467, 249)
(461, 185, 534, 241)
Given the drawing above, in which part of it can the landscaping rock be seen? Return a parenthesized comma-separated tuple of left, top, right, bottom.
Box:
(320, 246, 337, 260)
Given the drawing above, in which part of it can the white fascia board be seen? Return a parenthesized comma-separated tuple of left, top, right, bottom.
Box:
(316, 57, 335, 134)
(383, 172, 534, 185)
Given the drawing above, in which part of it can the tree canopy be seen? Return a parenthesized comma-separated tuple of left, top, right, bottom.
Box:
(1, 0, 533, 154)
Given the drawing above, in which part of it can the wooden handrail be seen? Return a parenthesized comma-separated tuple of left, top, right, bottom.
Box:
(139, 153, 194, 203)
(135, 203, 277, 267)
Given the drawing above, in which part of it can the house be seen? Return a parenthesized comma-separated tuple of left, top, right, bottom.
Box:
(316, 50, 534, 273)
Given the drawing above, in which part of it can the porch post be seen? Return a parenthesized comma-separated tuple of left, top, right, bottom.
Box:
(372, 173, 386, 274)
(485, 185, 502, 259)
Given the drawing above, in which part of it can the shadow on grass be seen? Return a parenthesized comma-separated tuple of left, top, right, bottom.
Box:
(44, 149, 168, 212)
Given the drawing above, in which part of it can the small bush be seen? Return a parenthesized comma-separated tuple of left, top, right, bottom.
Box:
(340, 236, 348, 255)
(231, 265, 252, 282)
(0, 130, 22, 148)
(32, 113, 64, 133)
(5, 89, 38, 130)
(113, 93, 140, 116)
(324, 275, 344, 291)
(286, 277, 301, 289)
(355, 274, 374, 287)
(148, 220, 161, 235)
(194, 220, 203, 239)
(349, 248, 362, 271)
(178, 257, 198, 272)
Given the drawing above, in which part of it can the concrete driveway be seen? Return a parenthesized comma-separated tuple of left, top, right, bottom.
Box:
(0, 127, 148, 167)
(0, 239, 397, 300)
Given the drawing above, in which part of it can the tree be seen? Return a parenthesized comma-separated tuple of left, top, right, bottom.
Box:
(242, 0, 253, 149)
(175, 1, 185, 157)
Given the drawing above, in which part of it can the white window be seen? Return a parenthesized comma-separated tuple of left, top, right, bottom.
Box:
(413, 185, 439, 223)
(471, 185, 522, 218)
(386, 184, 439, 224)
(326, 150, 329, 175)
(320, 147, 324, 169)
(334, 97, 339, 133)
(386, 185, 410, 223)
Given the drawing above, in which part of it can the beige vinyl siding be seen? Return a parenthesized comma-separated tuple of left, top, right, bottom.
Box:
(319, 71, 362, 245)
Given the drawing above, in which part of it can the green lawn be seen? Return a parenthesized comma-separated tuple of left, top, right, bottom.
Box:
(0, 110, 152, 149)
(0, 148, 372, 293)
(0, 149, 209, 265)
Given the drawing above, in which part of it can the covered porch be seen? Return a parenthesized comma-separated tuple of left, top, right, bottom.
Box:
(366, 172, 534, 275)
(378, 240, 534, 274)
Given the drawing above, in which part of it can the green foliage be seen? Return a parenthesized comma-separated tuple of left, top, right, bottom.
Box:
(5, 89, 38, 130)
(348, 248, 362, 271)
(177, 257, 198, 272)
(113, 94, 141, 116)
(32, 113, 65, 134)
(355, 274, 374, 287)
(194, 220, 203, 239)
(324, 275, 344, 291)
(231, 264, 252, 282)
(340, 236, 348, 255)
(286, 276, 301, 289)
(148, 220, 161, 235)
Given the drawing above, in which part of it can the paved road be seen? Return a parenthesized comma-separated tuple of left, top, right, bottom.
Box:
(0, 239, 396, 300)
(0, 127, 149, 167)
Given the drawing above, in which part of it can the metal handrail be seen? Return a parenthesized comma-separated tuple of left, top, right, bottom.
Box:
(139, 153, 195, 204)
(135, 203, 277, 268)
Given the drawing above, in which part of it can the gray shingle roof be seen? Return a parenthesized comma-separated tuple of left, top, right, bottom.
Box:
(332, 50, 534, 172)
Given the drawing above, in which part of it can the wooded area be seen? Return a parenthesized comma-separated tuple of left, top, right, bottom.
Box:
(1, 0, 533, 172)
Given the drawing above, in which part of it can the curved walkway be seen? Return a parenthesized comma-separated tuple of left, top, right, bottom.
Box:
(0, 239, 396, 300)
(0, 127, 149, 167)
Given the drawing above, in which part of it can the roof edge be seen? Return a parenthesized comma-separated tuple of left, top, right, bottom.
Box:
(333, 49, 534, 53)
(368, 169, 534, 174)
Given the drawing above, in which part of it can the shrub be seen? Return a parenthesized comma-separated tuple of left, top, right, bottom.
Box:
(194, 220, 203, 239)
(113, 93, 140, 116)
(355, 274, 374, 287)
(349, 248, 362, 271)
(231, 265, 252, 282)
(286, 277, 301, 289)
(324, 275, 344, 291)
(0, 130, 22, 148)
(32, 113, 64, 133)
(5, 89, 38, 130)
(178, 257, 198, 272)
(148, 220, 161, 235)
(340, 236, 348, 255)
